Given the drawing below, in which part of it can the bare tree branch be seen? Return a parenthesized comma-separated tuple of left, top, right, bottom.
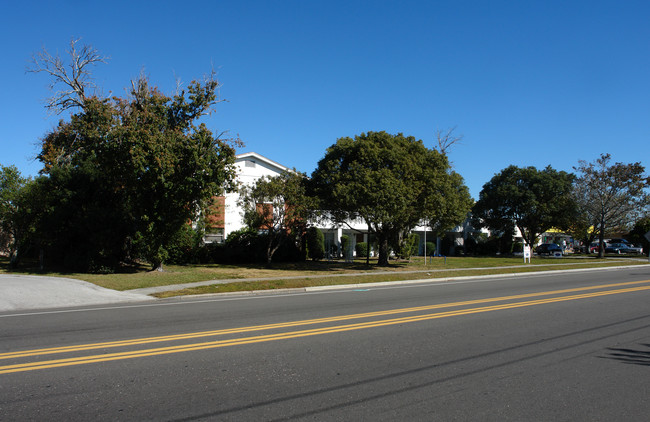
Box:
(173, 71, 183, 96)
(27, 38, 108, 114)
(435, 126, 463, 154)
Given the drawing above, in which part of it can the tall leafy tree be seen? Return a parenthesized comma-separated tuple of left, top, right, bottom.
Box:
(566, 176, 602, 250)
(628, 216, 650, 255)
(31, 41, 238, 271)
(18, 165, 134, 271)
(238, 171, 314, 265)
(472, 165, 575, 247)
(0, 165, 28, 266)
(311, 131, 472, 266)
(574, 153, 649, 258)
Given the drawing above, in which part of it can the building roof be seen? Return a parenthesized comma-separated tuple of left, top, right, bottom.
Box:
(235, 152, 291, 174)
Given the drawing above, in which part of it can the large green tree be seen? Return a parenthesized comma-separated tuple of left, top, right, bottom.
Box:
(472, 165, 575, 247)
(30, 41, 238, 271)
(311, 131, 472, 266)
(573, 153, 649, 258)
(238, 171, 314, 265)
(0, 165, 29, 266)
(26, 164, 134, 271)
(628, 216, 650, 255)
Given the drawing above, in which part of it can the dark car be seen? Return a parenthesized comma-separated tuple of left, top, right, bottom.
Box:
(607, 238, 630, 244)
(536, 243, 563, 256)
(627, 244, 644, 254)
(605, 243, 635, 254)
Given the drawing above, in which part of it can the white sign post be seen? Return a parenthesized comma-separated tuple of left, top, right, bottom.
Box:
(523, 245, 531, 264)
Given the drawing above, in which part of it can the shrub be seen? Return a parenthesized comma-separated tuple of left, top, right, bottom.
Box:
(193, 241, 222, 264)
(306, 227, 325, 261)
(223, 228, 265, 263)
(398, 233, 419, 259)
(166, 224, 203, 265)
(340, 235, 351, 259)
(440, 237, 453, 255)
(476, 238, 498, 255)
(356, 242, 369, 257)
(425, 242, 436, 256)
(269, 234, 304, 262)
(219, 228, 305, 264)
(464, 236, 478, 255)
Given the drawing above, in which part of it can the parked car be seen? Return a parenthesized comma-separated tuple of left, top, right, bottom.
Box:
(605, 243, 638, 254)
(536, 243, 563, 256)
(607, 238, 630, 245)
(626, 244, 644, 254)
(590, 241, 620, 253)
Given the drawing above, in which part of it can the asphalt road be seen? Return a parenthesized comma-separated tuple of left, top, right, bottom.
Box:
(1, 266, 649, 421)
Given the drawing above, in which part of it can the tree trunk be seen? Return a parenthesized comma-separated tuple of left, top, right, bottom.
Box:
(8, 248, 19, 269)
(377, 233, 390, 266)
(597, 216, 606, 259)
(266, 234, 282, 266)
(8, 233, 20, 268)
(527, 234, 535, 251)
(266, 244, 273, 266)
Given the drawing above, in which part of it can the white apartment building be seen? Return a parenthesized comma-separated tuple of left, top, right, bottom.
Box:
(206, 151, 476, 256)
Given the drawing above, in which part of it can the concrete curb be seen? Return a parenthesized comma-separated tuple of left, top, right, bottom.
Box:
(133, 259, 649, 295)
(304, 264, 648, 291)
(157, 264, 649, 299)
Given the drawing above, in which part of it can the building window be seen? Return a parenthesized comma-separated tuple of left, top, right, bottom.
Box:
(204, 228, 225, 244)
(245, 160, 256, 168)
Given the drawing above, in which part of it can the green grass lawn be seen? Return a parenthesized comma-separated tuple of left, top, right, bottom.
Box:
(150, 257, 646, 297)
(1, 255, 645, 294)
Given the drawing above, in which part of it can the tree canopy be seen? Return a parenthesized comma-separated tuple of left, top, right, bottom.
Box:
(0, 165, 29, 266)
(472, 165, 575, 247)
(573, 153, 649, 257)
(311, 131, 472, 266)
(238, 170, 314, 265)
(27, 41, 238, 271)
(628, 216, 650, 254)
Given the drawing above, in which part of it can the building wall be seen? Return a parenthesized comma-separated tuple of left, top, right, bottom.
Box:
(211, 152, 290, 241)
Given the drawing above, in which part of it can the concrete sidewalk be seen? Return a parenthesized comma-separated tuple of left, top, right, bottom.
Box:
(0, 274, 153, 312)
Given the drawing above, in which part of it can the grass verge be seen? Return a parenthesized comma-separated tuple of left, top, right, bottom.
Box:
(1, 255, 645, 295)
(150, 258, 644, 298)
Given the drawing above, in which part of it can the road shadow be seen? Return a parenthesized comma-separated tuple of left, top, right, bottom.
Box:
(601, 343, 650, 366)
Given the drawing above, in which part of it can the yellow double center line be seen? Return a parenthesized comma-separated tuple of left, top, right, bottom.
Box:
(2, 279, 649, 375)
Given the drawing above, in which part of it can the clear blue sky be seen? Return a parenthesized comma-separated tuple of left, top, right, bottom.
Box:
(2, 0, 649, 199)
